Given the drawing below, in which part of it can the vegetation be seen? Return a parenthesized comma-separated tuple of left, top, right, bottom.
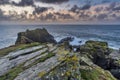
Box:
(39, 71, 46, 77)
(80, 65, 116, 80)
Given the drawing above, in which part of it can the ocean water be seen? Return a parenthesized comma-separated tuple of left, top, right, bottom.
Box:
(0, 25, 120, 49)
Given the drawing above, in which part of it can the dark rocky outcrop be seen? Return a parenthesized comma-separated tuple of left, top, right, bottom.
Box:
(15, 28, 56, 44)
(80, 40, 111, 67)
(58, 37, 74, 44)
(79, 40, 120, 79)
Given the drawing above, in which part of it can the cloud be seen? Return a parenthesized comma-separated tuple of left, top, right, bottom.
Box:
(112, 6, 120, 11)
(81, 4, 91, 10)
(70, 4, 91, 13)
(70, 5, 79, 12)
(0, 2, 120, 22)
(12, 0, 34, 6)
(0, 0, 9, 4)
(37, 0, 69, 3)
(33, 7, 49, 14)
(0, 9, 10, 20)
(97, 13, 108, 20)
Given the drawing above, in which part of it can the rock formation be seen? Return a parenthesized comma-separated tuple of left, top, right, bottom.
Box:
(79, 40, 120, 79)
(0, 41, 117, 80)
(0, 29, 119, 80)
(15, 28, 56, 44)
(58, 37, 74, 44)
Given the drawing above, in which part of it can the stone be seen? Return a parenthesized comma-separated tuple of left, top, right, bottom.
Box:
(15, 28, 56, 44)
(58, 37, 74, 44)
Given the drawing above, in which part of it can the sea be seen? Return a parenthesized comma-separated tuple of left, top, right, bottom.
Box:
(0, 25, 120, 50)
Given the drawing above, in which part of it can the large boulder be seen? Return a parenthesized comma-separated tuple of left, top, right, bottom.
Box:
(15, 28, 56, 44)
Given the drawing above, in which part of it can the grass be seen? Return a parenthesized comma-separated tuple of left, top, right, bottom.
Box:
(0, 42, 41, 57)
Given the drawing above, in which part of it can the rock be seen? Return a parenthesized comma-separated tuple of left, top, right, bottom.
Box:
(79, 40, 120, 79)
(79, 40, 111, 68)
(0, 40, 117, 80)
(15, 28, 56, 44)
(80, 40, 111, 63)
(58, 37, 74, 44)
(110, 69, 120, 79)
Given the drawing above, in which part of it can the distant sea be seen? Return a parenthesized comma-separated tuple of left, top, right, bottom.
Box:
(0, 25, 120, 49)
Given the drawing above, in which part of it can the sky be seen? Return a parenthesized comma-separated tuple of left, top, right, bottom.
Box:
(0, 0, 120, 24)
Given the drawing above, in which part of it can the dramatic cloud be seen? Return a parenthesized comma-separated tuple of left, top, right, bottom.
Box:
(112, 6, 120, 11)
(81, 4, 91, 10)
(70, 4, 91, 12)
(0, 1, 120, 22)
(0, 0, 9, 4)
(37, 0, 69, 3)
(12, 0, 34, 6)
(33, 7, 49, 14)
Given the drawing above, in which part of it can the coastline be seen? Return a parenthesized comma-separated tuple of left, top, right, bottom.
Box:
(0, 28, 119, 80)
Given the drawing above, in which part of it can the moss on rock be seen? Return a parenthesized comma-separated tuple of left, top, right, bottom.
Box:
(80, 65, 116, 80)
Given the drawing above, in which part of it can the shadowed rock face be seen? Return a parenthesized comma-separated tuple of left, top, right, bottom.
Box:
(15, 28, 56, 44)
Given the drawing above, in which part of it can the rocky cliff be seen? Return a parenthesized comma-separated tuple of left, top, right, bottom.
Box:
(15, 28, 56, 44)
(0, 29, 119, 80)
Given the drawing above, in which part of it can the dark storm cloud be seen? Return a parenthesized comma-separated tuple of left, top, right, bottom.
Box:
(81, 4, 91, 10)
(112, 6, 120, 11)
(0, 0, 9, 4)
(36, 0, 69, 3)
(70, 4, 91, 12)
(12, 0, 34, 6)
(33, 7, 49, 14)
(55, 12, 73, 19)
(102, 0, 110, 3)
(97, 14, 108, 20)
(70, 5, 79, 12)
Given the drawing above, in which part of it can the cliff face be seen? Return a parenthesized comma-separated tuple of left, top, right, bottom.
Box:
(15, 28, 56, 44)
(0, 29, 119, 80)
